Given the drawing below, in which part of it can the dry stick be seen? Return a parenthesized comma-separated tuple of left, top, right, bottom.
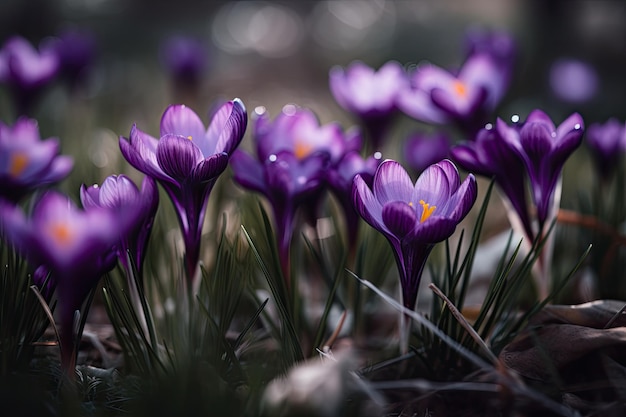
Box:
(30, 285, 61, 354)
(557, 208, 626, 246)
(428, 283, 499, 365)
(323, 310, 347, 350)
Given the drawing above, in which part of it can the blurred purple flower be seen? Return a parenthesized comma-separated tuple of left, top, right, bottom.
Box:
(327, 150, 382, 245)
(0, 192, 126, 371)
(586, 118, 626, 181)
(464, 28, 516, 78)
(329, 61, 409, 150)
(81, 174, 159, 281)
(452, 111, 584, 240)
(549, 58, 598, 103)
(398, 41, 513, 137)
(0, 36, 60, 114)
(404, 131, 451, 174)
(0, 117, 73, 202)
(231, 106, 335, 283)
(160, 35, 208, 88)
(515, 110, 584, 227)
(352, 159, 477, 312)
(120, 100, 247, 285)
(47, 28, 96, 88)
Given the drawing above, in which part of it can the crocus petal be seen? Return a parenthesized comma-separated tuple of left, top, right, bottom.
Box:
(410, 216, 458, 243)
(230, 150, 267, 194)
(38, 155, 73, 184)
(525, 109, 555, 130)
(413, 163, 451, 209)
(382, 201, 417, 239)
(211, 98, 248, 155)
(156, 134, 203, 182)
(190, 152, 229, 183)
(160, 104, 206, 145)
(446, 174, 478, 221)
(373, 160, 414, 204)
(352, 174, 383, 229)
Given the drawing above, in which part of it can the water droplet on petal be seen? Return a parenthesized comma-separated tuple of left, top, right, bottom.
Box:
(511, 114, 520, 123)
(574, 123, 581, 130)
(551, 132, 557, 137)
(254, 106, 266, 116)
(269, 154, 277, 162)
(485, 123, 493, 130)
(282, 104, 297, 116)
(374, 151, 382, 160)
(297, 176, 306, 185)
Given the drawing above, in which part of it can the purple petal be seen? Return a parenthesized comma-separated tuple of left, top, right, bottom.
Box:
(156, 134, 203, 182)
(190, 152, 229, 183)
(411, 216, 458, 243)
(160, 105, 206, 144)
(373, 160, 414, 204)
(525, 109, 555, 130)
(230, 150, 267, 193)
(446, 174, 478, 221)
(210, 98, 247, 155)
(413, 163, 451, 209)
(352, 174, 384, 230)
(382, 201, 417, 239)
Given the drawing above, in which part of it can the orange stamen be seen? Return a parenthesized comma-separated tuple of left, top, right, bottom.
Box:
(419, 200, 436, 222)
(8, 153, 28, 177)
(49, 223, 74, 246)
(453, 80, 467, 97)
(294, 141, 313, 159)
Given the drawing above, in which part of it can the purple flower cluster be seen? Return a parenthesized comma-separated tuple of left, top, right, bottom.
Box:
(452, 110, 584, 241)
(231, 105, 380, 281)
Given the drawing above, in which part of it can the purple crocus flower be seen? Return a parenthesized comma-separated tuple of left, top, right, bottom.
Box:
(81, 174, 159, 282)
(0, 192, 126, 372)
(47, 28, 97, 89)
(398, 48, 512, 137)
(513, 110, 584, 228)
(403, 131, 451, 174)
(352, 159, 477, 312)
(160, 35, 208, 89)
(119, 100, 247, 286)
(0, 36, 60, 114)
(326, 150, 382, 246)
(0, 117, 73, 202)
(585, 118, 626, 181)
(329, 61, 409, 150)
(231, 106, 335, 285)
(451, 121, 535, 241)
(549, 58, 598, 104)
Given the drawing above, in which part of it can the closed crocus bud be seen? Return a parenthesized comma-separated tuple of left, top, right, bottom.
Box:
(160, 35, 208, 89)
(0, 117, 73, 203)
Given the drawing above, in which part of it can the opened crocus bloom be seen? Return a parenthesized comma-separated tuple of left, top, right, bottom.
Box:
(119, 100, 247, 285)
(329, 61, 408, 149)
(0, 117, 73, 202)
(81, 174, 159, 281)
(0, 192, 127, 372)
(231, 106, 334, 283)
(353, 159, 477, 312)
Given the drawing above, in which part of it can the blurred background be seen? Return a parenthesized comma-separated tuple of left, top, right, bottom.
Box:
(1, 0, 625, 186)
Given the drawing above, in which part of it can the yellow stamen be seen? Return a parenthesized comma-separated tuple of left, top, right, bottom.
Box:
(419, 200, 436, 222)
(8, 152, 28, 177)
(187, 135, 193, 140)
(453, 80, 467, 97)
(408, 202, 414, 207)
(294, 141, 313, 160)
(49, 223, 74, 246)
